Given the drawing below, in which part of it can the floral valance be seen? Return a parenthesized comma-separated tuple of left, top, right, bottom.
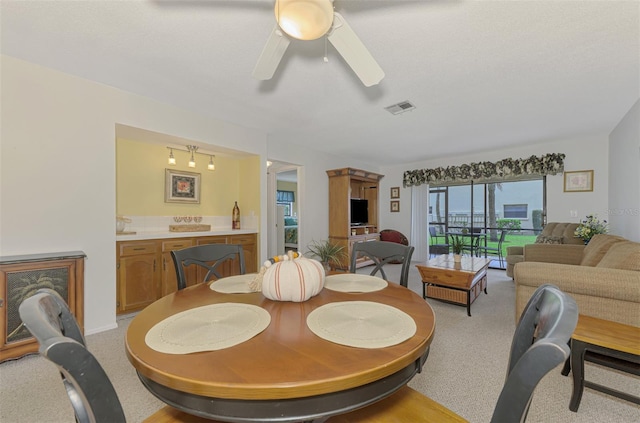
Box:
(277, 190, 295, 202)
(403, 153, 565, 187)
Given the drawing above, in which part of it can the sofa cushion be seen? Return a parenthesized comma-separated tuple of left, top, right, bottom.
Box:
(540, 222, 583, 245)
(596, 241, 640, 271)
(580, 234, 626, 267)
(536, 235, 563, 244)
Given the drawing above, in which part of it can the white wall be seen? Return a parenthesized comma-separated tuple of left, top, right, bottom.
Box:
(0, 55, 374, 335)
(267, 139, 378, 255)
(378, 135, 611, 246)
(608, 99, 640, 241)
(0, 56, 268, 334)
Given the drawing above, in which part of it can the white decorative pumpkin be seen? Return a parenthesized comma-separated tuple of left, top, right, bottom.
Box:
(262, 253, 325, 302)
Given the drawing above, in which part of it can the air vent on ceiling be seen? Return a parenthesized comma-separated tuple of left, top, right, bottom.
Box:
(384, 100, 416, 115)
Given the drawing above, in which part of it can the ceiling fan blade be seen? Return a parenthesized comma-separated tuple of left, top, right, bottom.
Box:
(252, 25, 291, 80)
(328, 12, 384, 87)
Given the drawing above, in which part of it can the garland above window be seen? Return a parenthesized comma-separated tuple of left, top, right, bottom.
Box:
(403, 153, 565, 187)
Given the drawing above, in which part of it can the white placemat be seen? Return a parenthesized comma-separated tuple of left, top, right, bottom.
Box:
(210, 274, 258, 293)
(324, 274, 388, 293)
(306, 301, 416, 349)
(145, 303, 271, 354)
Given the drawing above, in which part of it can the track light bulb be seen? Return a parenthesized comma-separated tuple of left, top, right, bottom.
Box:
(168, 149, 176, 165)
(208, 155, 215, 171)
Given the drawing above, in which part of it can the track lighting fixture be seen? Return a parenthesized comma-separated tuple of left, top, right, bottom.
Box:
(166, 146, 215, 171)
(187, 145, 197, 168)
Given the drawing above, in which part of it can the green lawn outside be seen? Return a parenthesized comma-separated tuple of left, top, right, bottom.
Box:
(482, 233, 537, 256)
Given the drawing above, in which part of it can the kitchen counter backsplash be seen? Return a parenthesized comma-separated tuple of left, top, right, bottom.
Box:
(120, 215, 258, 234)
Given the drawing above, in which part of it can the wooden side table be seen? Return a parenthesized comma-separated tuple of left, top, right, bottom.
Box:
(568, 314, 640, 411)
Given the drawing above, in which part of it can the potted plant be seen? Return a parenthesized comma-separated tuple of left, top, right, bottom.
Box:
(306, 239, 347, 272)
(450, 235, 466, 263)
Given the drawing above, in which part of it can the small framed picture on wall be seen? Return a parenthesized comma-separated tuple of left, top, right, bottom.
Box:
(390, 187, 400, 199)
(563, 170, 594, 192)
(165, 169, 201, 203)
(390, 200, 400, 213)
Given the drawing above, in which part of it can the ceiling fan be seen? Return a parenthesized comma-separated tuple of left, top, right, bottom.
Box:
(252, 0, 385, 87)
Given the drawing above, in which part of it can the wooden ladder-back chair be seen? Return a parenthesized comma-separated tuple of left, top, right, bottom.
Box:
(349, 240, 414, 287)
(328, 283, 578, 422)
(171, 244, 245, 290)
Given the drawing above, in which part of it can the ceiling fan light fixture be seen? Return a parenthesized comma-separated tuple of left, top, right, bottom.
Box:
(275, 0, 333, 41)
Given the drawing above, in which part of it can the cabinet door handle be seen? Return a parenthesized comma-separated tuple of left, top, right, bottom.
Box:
(133, 247, 145, 251)
(163, 257, 166, 271)
(154, 259, 156, 272)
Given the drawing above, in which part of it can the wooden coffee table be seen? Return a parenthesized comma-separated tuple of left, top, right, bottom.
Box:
(416, 255, 491, 316)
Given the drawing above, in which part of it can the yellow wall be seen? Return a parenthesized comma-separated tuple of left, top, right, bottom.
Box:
(116, 138, 259, 217)
(238, 156, 261, 218)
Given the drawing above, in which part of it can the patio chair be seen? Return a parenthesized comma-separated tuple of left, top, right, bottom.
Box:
(171, 244, 245, 290)
(328, 283, 578, 422)
(462, 227, 483, 256)
(350, 240, 414, 287)
(429, 226, 449, 257)
(477, 230, 507, 267)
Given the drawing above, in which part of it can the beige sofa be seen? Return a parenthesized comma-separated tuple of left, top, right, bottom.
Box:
(514, 234, 640, 326)
(506, 222, 583, 278)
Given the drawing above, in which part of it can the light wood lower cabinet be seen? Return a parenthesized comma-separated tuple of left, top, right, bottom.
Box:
(229, 234, 258, 274)
(160, 239, 194, 297)
(117, 242, 159, 313)
(0, 251, 85, 362)
(117, 233, 257, 314)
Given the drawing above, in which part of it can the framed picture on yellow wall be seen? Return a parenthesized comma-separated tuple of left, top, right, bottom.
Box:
(165, 169, 201, 203)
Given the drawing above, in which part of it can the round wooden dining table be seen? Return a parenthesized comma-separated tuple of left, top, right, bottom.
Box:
(125, 276, 436, 422)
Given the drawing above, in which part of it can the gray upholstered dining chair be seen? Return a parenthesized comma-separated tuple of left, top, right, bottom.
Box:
(171, 244, 246, 290)
(350, 240, 414, 287)
(18, 288, 219, 423)
(328, 283, 578, 423)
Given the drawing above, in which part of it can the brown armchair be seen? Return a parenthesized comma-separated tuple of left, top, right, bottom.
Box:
(506, 222, 582, 278)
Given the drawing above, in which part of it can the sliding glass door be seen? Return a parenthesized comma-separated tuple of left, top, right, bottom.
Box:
(428, 178, 545, 268)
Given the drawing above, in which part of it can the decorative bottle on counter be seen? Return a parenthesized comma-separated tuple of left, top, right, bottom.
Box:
(232, 201, 241, 230)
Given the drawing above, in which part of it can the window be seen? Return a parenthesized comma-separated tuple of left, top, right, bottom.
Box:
(504, 204, 528, 219)
(277, 190, 295, 217)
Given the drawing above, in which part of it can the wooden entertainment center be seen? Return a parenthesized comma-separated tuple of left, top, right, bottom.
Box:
(326, 167, 384, 269)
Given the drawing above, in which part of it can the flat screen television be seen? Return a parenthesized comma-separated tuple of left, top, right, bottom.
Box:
(350, 199, 369, 226)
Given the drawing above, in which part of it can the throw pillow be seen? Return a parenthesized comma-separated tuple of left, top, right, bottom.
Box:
(535, 235, 563, 244)
(380, 229, 409, 264)
(380, 229, 409, 246)
(580, 234, 626, 267)
(596, 242, 640, 271)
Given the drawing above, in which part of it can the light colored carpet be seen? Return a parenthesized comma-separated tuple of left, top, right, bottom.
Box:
(0, 266, 638, 422)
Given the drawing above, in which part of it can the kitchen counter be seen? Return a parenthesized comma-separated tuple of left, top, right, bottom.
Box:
(115, 228, 257, 241)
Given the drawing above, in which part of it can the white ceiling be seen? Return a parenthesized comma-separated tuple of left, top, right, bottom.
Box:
(2, 1, 638, 166)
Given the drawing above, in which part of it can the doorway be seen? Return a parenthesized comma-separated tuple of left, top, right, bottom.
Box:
(267, 161, 301, 257)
